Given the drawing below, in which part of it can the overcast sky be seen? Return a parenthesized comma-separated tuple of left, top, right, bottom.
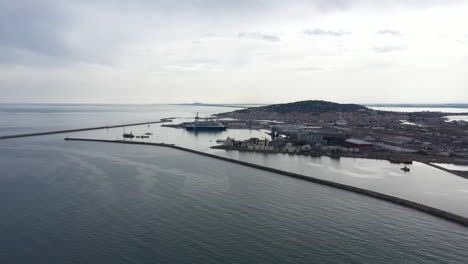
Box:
(1, 0, 468, 104)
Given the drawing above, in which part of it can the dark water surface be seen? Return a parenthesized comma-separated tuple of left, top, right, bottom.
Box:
(1, 104, 468, 263)
(1, 138, 467, 264)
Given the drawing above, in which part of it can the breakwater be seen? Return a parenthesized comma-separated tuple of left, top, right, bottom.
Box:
(425, 163, 468, 180)
(64, 137, 468, 227)
(0, 121, 164, 140)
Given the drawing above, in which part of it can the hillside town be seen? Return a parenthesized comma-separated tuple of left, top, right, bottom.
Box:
(209, 101, 468, 170)
(162, 101, 468, 172)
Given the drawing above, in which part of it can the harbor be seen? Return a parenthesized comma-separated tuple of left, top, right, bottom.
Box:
(2, 104, 468, 221)
(4, 0, 468, 261)
(64, 137, 468, 227)
(2, 103, 468, 264)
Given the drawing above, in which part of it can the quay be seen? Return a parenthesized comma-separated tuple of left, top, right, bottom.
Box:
(0, 120, 165, 140)
(64, 137, 468, 227)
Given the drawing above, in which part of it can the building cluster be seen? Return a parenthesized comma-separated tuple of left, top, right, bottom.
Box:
(349, 122, 468, 158)
(217, 118, 468, 162)
(219, 109, 405, 127)
(213, 104, 468, 163)
(221, 136, 361, 154)
(223, 137, 275, 151)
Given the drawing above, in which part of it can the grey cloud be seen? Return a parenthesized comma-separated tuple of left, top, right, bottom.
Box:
(304, 28, 351, 37)
(320, 0, 466, 10)
(0, 1, 71, 60)
(376, 30, 402, 36)
(0, 0, 464, 68)
(0, 1, 115, 66)
(73, 0, 467, 14)
(372, 46, 406, 53)
(0, 48, 71, 68)
(238, 32, 281, 42)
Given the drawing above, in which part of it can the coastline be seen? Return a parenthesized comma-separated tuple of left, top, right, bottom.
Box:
(64, 137, 468, 227)
(2, 118, 465, 180)
(211, 145, 468, 179)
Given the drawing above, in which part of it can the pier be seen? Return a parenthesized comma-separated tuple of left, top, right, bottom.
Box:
(64, 137, 468, 227)
(0, 120, 165, 140)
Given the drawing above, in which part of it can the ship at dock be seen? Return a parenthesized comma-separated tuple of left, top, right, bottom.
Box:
(184, 113, 227, 131)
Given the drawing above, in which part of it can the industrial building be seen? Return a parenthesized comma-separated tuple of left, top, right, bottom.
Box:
(344, 138, 373, 147)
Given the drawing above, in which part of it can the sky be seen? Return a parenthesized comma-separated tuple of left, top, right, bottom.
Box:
(1, 0, 468, 104)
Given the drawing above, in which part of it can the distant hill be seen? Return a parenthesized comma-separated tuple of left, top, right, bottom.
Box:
(217, 100, 368, 116)
(214, 100, 468, 121)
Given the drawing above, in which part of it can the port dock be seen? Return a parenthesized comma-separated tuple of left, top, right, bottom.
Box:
(64, 137, 468, 227)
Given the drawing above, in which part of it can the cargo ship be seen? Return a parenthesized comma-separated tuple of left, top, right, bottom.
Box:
(184, 113, 227, 131)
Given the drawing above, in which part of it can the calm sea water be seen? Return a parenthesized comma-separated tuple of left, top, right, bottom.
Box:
(0, 104, 240, 135)
(368, 106, 468, 113)
(21, 105, 467, 218)
(369, 106, 468, 122)
(1, 104, 468, 263)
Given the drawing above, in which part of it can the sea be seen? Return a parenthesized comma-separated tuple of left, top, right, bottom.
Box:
(1, 104, 467, 264)
(369, 106, 468, 122)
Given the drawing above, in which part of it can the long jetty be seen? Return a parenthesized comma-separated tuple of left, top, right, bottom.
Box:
(64, 137, 468, 227)
(0, 121, 164, 140)
(425, 163, 468, 180)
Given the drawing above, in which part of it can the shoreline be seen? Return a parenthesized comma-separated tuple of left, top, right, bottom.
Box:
(2, 119, 466, 179)
(211, 146, 468, 179)
(64, 137, 468, 227)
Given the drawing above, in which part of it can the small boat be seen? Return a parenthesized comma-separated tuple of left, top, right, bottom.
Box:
(141, 135, 150, 138)
(145, 132, 153, 135)
(401, 166, 410, 172)
(123, 132, 135, 138)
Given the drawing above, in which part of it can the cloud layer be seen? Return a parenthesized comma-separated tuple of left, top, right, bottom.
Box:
(1, 0, 468, 104)
(238, 32, 281, 42)
(304, 28, 351, 36)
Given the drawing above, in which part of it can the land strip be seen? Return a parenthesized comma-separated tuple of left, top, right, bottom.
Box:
(64, 137, 468, 227)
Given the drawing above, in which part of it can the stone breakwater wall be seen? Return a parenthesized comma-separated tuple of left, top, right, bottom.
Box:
(64, 137, 468, 227)
(0, 121, 163, 140)
(425, 163, 468, 180)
